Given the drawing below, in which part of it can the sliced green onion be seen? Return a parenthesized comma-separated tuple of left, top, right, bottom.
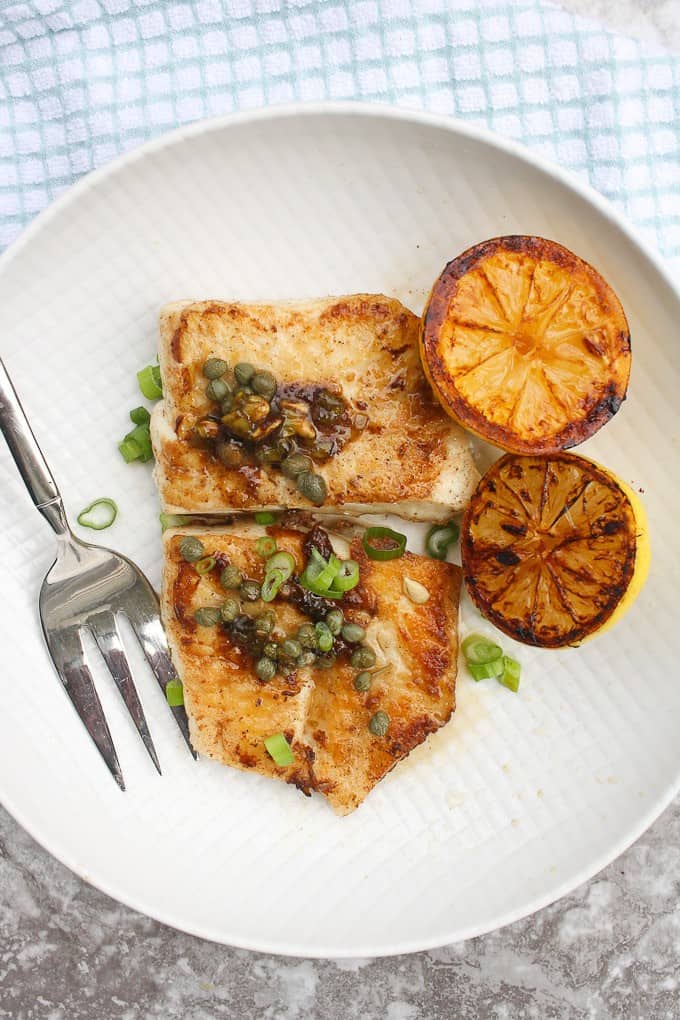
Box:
(254, 511, 277, 525)
(265, 551, 295, 582)
(362, 526, 407, 561)
(195, 555, 216, 575)
(264, 732, 294, 766)
(159, 512, 193, 532)
(462, 633, 503, 665)
(311, 554, 341, 591)
(256, 536, 277, 558)
(468, 658, 504, 681)
(499, 656, 521, 693)
(425, 520, 460, 560)
(329, 559, 360, 593)
(260, 551, 296, 603)
(261, 568, 286, 603)
(300, 559, 343, 598)
(118, 437, 142, 463)
(76, 497, 118, 530)
(123, 423, 153, 463)
(137, 363, 163, 400)
(129, 405, 151, 426)
(165, 679, 184, 707)
(301, 547, 328, 582)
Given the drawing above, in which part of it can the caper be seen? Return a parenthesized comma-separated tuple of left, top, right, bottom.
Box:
(216, 441, 244, 468)
(325, 608, 344, 635)
(308, 437, 334, 462)
(315, 621, 333, 653)
(220, 394, 234, 414)
(281, 638, 302, 660)
(354, 671, 372, 692)
(255, 610, 276, 636)
(275, 437, 296, 460)
(194, 418, 220, 440)
(341, 623, 366, 644)
(240, 579, 261, 602)
(368, 710, 390, 736)
(255, 657, 277, 682)
(234, 362, 255, 385)
(220, 598, 240, 623)
(232, 613, 255, 639)
(221, 410, 252, 439)
(297, 623, 318, 649)
(179, 536, 205, 562)
(251, 370, 277, 399)
(243, 394, 271, 422)
(255, 445, 281, 466)
(316, 653, 336, 670)
(261, 641, 278, 660)
(350, 644, 376, 669)
(281, 453, 313, 480)
(194, 606, 221, 627)
(297, 471, 327, 506)
(312, 390, 345, 426)
(297, 650, 316, 668)
(219, 564, 242, 589)
(203, 357, 228, 380)
(288, 418, 317, 441)
(206, 377, 230, 402)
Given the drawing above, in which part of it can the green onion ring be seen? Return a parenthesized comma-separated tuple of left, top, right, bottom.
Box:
(461, 633, 503, 665)
(254, 511, 277, 525)
(265, 551, 295, 582)
(261, 568, 286, 602)
(159, 512, 194, 532)
(468, 658, 504, 682)
(425, 520, 460, 560)
(137, 363, 163, 400)
(362, 526, 407, 561)
(264, 732, 294, 766)
(498, 656, 521, 693)
(256, 536, 277, 558)
(329, 559, 360, 592)
(165, 679, 184, 707)
(118, 437, 142, 463)
(195, 556, 216, 575)
(76, 498, 118, 530)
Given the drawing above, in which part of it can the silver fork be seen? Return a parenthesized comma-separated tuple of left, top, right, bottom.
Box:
(0, 357, 195, 789)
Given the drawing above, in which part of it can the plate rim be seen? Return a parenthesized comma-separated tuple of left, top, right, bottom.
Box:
(1, 100, 678, 958)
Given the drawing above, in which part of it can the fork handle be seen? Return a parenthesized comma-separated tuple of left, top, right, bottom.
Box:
(0, 356, 64, 523)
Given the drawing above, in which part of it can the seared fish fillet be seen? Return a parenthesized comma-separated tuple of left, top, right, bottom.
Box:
(162, 523, 461, 814)
(151, 295, 479, 522)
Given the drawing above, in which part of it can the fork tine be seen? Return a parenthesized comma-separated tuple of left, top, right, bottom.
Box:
(42, 624, 125, 790)
(125, 610, 197, 759)
(88, 611, 161, 775)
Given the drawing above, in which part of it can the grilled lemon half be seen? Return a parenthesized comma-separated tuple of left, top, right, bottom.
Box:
(420, 236, 631, 454)
(461, 453, 649, 648)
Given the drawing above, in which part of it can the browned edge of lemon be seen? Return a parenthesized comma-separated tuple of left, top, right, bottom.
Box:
(420, 235, 631, 455)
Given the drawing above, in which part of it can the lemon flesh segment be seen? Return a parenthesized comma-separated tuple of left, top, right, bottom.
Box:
(460, 452, 649, 649)
(421, 237, 631, 454)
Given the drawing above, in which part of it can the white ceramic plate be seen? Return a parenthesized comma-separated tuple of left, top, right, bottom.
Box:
(0, 104, 678, 958)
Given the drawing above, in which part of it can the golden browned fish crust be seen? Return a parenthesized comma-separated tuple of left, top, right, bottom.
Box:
(151, 295, 479, 521)
(161, 524, 461, 813)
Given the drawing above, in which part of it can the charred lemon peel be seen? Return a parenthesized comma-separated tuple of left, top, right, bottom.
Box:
(420, 236, 631, 455)
(461, 453, 649, 649)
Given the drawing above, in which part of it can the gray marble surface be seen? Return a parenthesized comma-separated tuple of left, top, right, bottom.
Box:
(3, 798, 680, 1019)
(2, 2, 680, 1018)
